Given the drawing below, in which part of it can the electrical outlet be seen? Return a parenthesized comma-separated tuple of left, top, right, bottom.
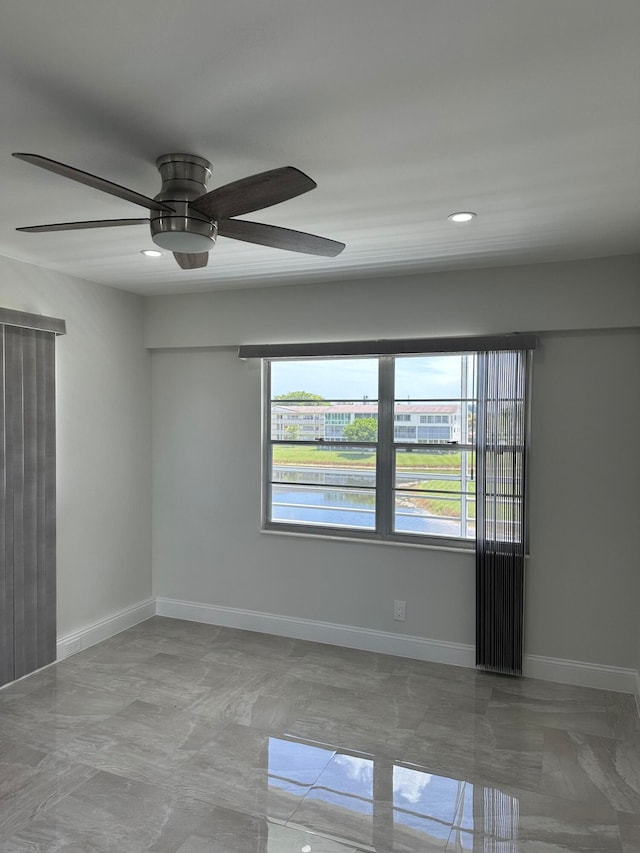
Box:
(393, 599, 406, 621)
(65, 638, 81, 657)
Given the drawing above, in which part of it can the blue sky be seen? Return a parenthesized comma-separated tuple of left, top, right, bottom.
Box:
(267, 738, 478, 843)
(271, 355, 475, 400)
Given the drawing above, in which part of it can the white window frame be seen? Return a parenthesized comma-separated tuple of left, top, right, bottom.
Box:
(263, 353, 478, 549)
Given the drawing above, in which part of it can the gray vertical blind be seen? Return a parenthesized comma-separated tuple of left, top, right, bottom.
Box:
(476, 348, 530, 676)
(1, 308, 64, 686)
(472, 785, 520, 851)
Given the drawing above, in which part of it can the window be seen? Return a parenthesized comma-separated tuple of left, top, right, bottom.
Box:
(246, 335, 534, 550)
(264, 353, 485, 547)
(394, 425, 417, 441)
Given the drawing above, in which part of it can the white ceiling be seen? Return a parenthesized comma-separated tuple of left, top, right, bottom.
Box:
(0, 0, 638, 295)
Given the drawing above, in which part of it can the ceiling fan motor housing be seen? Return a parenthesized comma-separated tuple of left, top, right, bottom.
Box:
(150, 154, 217, 252)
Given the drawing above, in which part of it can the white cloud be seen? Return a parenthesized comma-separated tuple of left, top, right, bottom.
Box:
(393, 766, 432, 804)
(333, 754, 374, 783)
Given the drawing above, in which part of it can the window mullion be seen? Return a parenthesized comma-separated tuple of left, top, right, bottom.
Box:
(263, 360, 272, 526)
(376, 357, 394, 536)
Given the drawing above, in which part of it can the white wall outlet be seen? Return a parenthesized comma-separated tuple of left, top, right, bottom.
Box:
(393, 599, 406, 621)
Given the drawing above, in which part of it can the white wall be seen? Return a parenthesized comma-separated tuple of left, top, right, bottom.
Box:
(148, 254, 640, 677)
(526, 329, 640, 667)
(0, 255, 152, 637)
(145, 255, 640, 349)
(152, 347, 476, 639)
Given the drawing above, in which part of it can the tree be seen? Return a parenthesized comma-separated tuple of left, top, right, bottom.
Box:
(274, 391, 326, 405)
(283, 424, 301, 440)
(343, 417, 378, 442)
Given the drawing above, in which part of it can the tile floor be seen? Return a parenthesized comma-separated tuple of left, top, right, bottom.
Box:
(0, 617, 638, 852)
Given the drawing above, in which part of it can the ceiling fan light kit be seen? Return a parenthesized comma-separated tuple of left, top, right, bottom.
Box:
(13, 151, 345, 270)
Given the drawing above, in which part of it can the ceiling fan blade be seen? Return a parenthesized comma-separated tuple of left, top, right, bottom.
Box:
(217, 219, 345, 257)
(12, 153, 174, 213)
(190, 167, 316, 220)
(17, 218, 149, 233)
(173, 252, 209, 270)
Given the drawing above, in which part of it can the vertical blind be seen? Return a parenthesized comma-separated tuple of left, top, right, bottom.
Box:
(476, 349, 530, 676)
(0, 309, 65, 687)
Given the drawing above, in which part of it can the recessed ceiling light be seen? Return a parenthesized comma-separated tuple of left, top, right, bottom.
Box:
(448, 211, 477, 223)
(141, 249, 162, 257)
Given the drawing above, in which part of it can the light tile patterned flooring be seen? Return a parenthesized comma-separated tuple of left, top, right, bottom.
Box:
(0, 617, 638, 851)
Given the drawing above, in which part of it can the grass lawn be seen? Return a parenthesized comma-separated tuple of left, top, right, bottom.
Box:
(272, 444, 468, 471)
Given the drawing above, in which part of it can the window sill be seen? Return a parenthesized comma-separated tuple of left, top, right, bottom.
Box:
(260, 525, 475, 554)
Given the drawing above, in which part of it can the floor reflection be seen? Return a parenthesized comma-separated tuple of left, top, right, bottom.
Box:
(267, 735, 520, 851)
(1, 620, 631, 849)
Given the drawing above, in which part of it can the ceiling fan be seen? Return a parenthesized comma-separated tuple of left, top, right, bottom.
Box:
(12, 152, 345, 269)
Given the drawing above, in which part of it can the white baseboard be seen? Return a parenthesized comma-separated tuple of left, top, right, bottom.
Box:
(155, 596, 476, 669)
(155, 596, 636, 693)
(54, 596, 636, 696)
(523, 653, 636, 693)
(56, 598, 156, 660)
